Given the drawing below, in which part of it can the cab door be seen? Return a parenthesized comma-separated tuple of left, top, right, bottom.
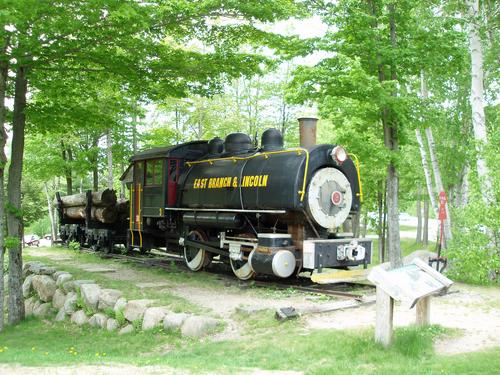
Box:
(166, 159, 180, 206)
(130, 161, 144, 246)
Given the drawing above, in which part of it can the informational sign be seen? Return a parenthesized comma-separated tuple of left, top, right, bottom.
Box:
(368, 259, 453, 308)
(438, 191, 447, 220)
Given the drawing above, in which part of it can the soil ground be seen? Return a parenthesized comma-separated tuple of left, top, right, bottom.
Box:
(4, 245, 499, 374)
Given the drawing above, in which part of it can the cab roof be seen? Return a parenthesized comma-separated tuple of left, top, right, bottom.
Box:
(129, 141, 209, 162)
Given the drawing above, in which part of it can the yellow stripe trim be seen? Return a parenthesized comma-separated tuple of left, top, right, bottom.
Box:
(349, 153, 364, 203)
(129, 186, 134, 246)
(138, 184, 143, 247)
(186, 148, 310, 202)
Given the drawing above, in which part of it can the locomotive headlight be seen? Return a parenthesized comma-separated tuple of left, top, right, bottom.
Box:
(331, 146, 348, 165)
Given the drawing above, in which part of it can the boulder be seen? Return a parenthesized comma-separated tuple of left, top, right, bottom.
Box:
(33, 302, 53, 318)
(52, 288, 66, 310)
(62, 279, 94, 293)
(80, 283, 101, 311)
(181, 316, 219, 338)
(163, 313, 189, 331)
(32, 275, 57, 302)
(33, 299, 42, 312)
(119, 324, 134, 335)
(37, 266, 57, 276)
(52, 271, 68, 281)
(22, 274, 34, 298)
(71, 310, 88, 326)
(98, 289, 123, 311)
(23, 261, 42, 277)
(142, 307, 170, 330)
(24, 296, 36, 316)
(88, 313, 108, 329)
(106, 318, 119, 332)
(123, 299, 153, 322)
(63, 291, 78, 314)
(55, 308, 67, 322)
(56, 273, 73, 287)
(113, 297, 127, 313)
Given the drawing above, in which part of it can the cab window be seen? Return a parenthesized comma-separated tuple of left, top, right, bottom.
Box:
(145, 159, 163, 185)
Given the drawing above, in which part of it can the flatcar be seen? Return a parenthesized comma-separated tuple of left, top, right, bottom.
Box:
(58, 123, 372, 280)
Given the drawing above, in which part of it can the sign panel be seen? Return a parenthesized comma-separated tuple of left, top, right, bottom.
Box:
(368, 259, 453, 308)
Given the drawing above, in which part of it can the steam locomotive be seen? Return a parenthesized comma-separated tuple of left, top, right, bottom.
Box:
(57, 122, 372, 280)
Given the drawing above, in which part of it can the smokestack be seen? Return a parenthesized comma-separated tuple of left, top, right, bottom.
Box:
(298, 117, 318, 148)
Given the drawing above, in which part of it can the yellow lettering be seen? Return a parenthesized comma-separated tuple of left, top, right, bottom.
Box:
(262, 175, 268, 187)
(232, 177, 238, 187)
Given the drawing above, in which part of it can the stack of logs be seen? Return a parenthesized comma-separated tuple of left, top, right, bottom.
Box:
(55, 189, 129, 224)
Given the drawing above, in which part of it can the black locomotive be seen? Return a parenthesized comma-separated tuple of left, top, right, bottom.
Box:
(57, 128, 371, 280)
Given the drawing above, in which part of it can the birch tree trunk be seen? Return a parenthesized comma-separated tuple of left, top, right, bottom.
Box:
(416, 184, 422, 244)
(423, 200, 429, 246)
(0, 35, 9, 332)
(466, 0, 494, 204)
(107, 130, 113, 190)
(44, 182, 57, 241)
(7, 65, 28, 325)
(425, 127, 452, 243)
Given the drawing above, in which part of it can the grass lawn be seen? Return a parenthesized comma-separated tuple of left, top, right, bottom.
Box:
(0, 317, 498, 374)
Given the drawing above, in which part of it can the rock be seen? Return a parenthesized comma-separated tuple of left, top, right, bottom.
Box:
(24, 297, 36, 316)
(62, 279, 94, 293)
(106, 318, 119, 332)
(80, 283, 101, 311)
(23, 261, 42, 277)
(63, 291, 78, 314)
(119, 324, 134, 335)
(22, 274, 34, 298)
(52, 288, 66, 310)
(163, 313, 189, 330)
(98, 289, 123, 311)
(71, 310, 88, 326)
(52, 270, 68, 281)
(123, 299, 153, 322)
(55, 308, 67, 322)
(88, 313, 108, 329)
(113, 297, 127, 313)
(56, 273, 73, 287)
(33, 299, 42, 312)
(32, 275, 57, 302)
(181, 316, 219, 338)
(33, 302, 53, 318)
(142, 307, 170, 330)
(37, 266, 57, 276)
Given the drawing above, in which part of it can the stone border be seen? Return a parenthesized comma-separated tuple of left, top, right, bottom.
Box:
(22, 261, 220, 338)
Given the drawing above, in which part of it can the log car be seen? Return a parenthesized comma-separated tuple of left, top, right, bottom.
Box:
(122, 129, 372, 280)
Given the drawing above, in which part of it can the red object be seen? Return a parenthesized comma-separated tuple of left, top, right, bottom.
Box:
(439, 191, 447, 205)
(438, 205, 447, 220)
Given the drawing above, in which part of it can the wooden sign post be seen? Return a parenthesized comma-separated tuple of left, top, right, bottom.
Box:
(368, 259, 453, 347)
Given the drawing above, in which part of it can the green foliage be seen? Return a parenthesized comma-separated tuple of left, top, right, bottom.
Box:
(68, 241, 80, 252)
(5, 236, 20, 250)
(115, 308, 126, 326)
(26, 216, 51, 237)
(131, 318, 142, 331)
(103, 308, 115, 319)
(445, 202, 499, 285)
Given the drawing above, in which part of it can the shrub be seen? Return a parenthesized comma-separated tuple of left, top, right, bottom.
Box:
(444, 201, 499, 285)
(68, 241, 80, 251)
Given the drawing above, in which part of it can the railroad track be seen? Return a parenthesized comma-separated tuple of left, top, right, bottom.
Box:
(78, 247, 374, 299)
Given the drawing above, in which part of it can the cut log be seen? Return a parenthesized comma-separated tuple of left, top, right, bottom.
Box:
(55, 189, 117, 208)
(64, 206, 118, 223)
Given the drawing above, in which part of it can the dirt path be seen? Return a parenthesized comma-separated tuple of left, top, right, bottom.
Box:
(306, 284, 500, 355)
(26, 247, 500, 356)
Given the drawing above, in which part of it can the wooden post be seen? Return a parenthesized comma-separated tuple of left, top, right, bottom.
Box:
(375, 287, 394, 347)
(416, 296, 430, 326)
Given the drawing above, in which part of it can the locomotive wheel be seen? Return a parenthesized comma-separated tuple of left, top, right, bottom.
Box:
(229, 233, 256, 281)
(184, 229, 212, 272)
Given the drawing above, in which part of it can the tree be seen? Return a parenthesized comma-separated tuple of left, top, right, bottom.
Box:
(2, 0, 301, 323)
